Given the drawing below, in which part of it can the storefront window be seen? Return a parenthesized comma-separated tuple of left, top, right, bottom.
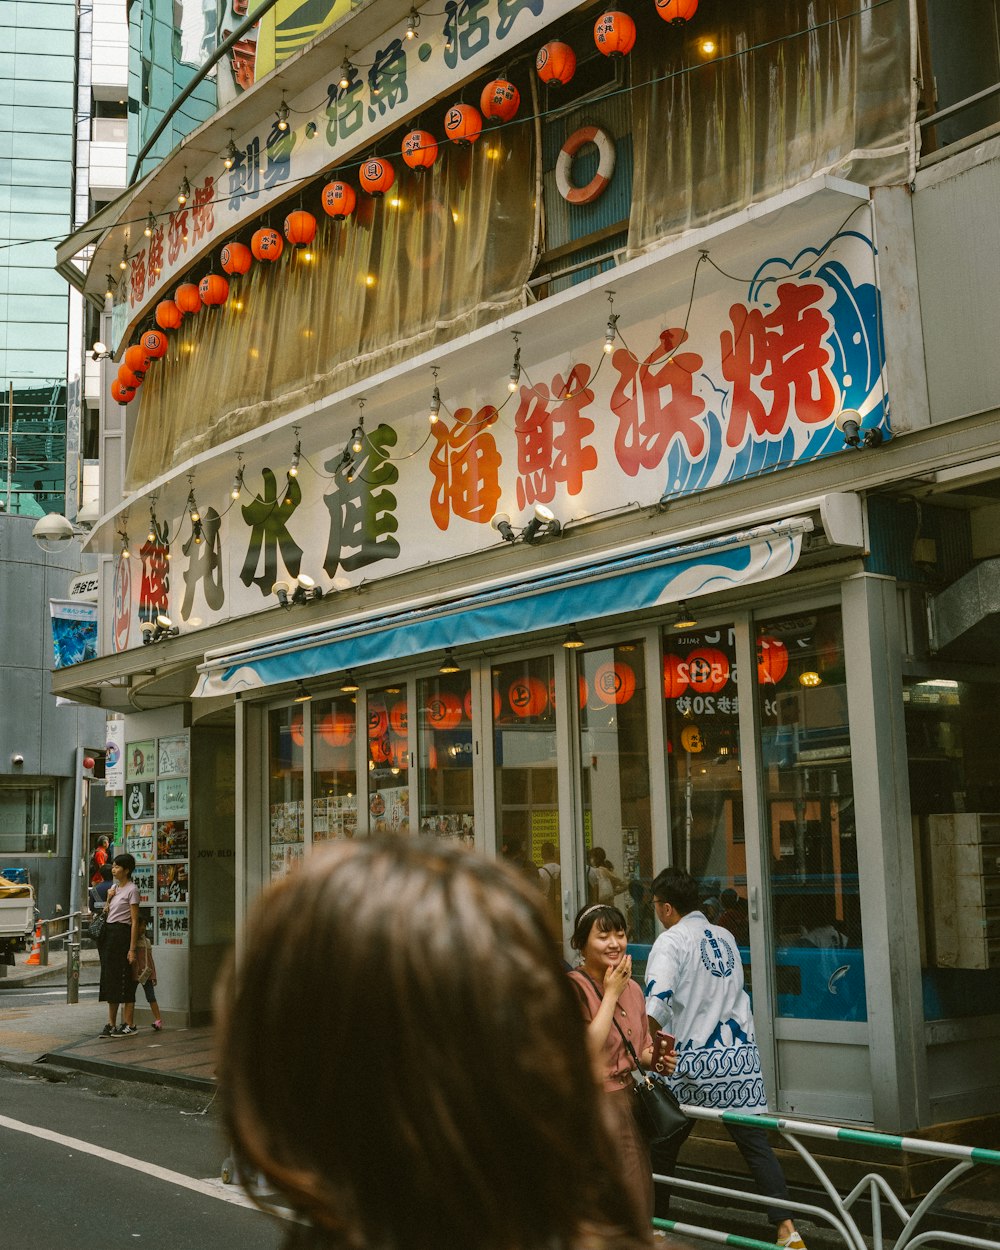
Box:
(905, 676, 1000, 1020)
(0, 783, 57, 854)
(756, 607, 866, 1021)
(577, 641, 653, 941)
(417, 672, 475, 843)
(492, 656, 558, 888)
(367, 686, 410, 834)
(663, 624, 747, 952)
(311, 696, 358, 842)
(268, 706, 304, 877)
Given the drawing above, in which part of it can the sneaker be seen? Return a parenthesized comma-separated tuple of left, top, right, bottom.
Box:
(99, 1023, 115, 1039)
(777, 1233, 806, 1250)
(117, 1023, 138, 1036)
(152, 1019, 163, 1031)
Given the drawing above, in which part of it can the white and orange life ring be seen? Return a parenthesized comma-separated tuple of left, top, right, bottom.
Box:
(555, 126, 616, 205)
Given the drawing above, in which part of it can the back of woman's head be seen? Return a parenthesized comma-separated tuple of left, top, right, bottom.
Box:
(218, 839, 643, 1250)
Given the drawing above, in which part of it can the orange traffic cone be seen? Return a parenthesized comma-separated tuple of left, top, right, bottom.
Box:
(26, 922, 42, 966)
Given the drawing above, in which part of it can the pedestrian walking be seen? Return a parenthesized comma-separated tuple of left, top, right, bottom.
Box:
(644, 867, 806, 1249)
(568, 902, 677, 1226)
(218, 838, 650, 1250)
(133, 910, 163, 1030)
(97, 853, 140, 1038)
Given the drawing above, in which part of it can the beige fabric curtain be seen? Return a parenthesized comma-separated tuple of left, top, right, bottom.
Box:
(627, 0, 913, 255)
(126, 126, 537, 487)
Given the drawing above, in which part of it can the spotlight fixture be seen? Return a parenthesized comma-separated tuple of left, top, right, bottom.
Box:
(490, 511, 517, 542)
(273, 574, 325, 607)
(222, 133, 239, 170)
(340, 670, 360, 693)
(562, 627, 586, 649)
(90, 341, 111, 361)
(337, 57, 354, 90)
(144, 211, 156, 238)
(293, 681, 312, 702)
(405, 8, 420, 38)
(439, 648, 461, 674)
(141, 614, 180, 644)
(177, 174, 191, 206)
(522, 503, 562, 543)
(671, 601, 698, 630)
(834, 408, 884, 449)
(276, 96, 290, 131)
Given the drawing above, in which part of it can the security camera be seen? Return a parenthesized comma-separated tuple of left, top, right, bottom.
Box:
(11, 753, 24, 767)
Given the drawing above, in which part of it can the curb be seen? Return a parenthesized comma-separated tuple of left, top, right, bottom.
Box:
(38, 1047, 215, 1093)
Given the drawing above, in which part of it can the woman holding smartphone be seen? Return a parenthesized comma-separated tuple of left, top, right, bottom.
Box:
(569, 902, 676, 1227)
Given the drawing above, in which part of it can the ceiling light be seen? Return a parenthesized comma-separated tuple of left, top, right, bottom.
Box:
(177, 175, 191, 206)
(562, 627, 585, 649)
(340, 671, 360, 693)
(276, 97, 290, 131)
(671, 601, 698, 630)
(439, 648, 461, 674)
(338, 58, 354, 91)
(799, 671, 822, 688)
(293, 681, 312, 703)
(405, 8, 420, 38)
(144, 211, 156, 238)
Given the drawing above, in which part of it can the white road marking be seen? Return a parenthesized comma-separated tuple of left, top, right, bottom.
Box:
(0, 1112, 261, 1210)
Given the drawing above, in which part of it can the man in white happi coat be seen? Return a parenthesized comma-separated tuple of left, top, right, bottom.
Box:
(644, 866, 806, 1249)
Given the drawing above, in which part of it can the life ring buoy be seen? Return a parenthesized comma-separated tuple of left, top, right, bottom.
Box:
(555, 126, 616, 205)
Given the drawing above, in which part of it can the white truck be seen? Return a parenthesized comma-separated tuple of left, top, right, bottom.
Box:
(0, 874, 35, 966)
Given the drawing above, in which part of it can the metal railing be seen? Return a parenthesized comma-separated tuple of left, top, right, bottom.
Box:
(653, 1106, 1000, 1250)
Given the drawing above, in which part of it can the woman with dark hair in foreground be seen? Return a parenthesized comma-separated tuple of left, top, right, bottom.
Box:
(217, 839, 651, 1250)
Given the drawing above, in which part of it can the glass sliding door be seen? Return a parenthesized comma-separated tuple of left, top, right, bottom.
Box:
(417, 670, 475, 844)
(311, 695, 358, 841)
(367, 685, 410, 834)
(267, 705, 305, 877)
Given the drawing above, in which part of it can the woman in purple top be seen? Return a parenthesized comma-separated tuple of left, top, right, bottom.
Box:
(98, 853, 141, 1038)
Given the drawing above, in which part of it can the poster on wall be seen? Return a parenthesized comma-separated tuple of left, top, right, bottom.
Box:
(49, 599, 98, 668)
(157, 777, 189, 819)
(126, 741, 155, 780)
(157, 820, 188, 860)
(126, 782, 155, 821)
(105, 719, 125, 795)
(157, 862, 189, 903)
(157, 907, 189, 947)
(157, 735, 189, 777)
(133, 865, 154, 905)
(126, 823, 155, 862)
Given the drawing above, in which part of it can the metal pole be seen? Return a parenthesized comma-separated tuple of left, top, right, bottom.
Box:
(68, 746, 85, 927)
(67, 940, 80, 1004)
(5, 383, 12, 513)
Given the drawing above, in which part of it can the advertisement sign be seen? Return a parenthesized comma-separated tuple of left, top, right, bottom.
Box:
(105, 719, 125, 795)
(157, 907, 189, 946)
(49, 600, 97, 668)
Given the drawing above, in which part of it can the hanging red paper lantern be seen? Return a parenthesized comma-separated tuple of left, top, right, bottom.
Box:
(221, 241, 252, 276)
(536, 41, 576, 85)
(155, 299, 183, 330)
(368, 702, 390, 738)
(686, 647, 730, 694)
(508, 675, 548, 718)
(594, 661, 636, 705)
(370, 736, 393, 764)
(140, 329, 168, 359)
(663, 653, 690, 700)
(425, 692, 462, 730)
(480, 78, 520, 123)
(175, 283, 202, 314)
(594, 10, 636, 57)
(321, 180, 357, 219)
(654, 0, 699, 24)
(199, 272, 230, 307)
(284, 209, 317, 248)
(401, 129, 439, 172)
(443, 103, 482, 146)
(123, 344, 150, 378)
(359, 157, 395, 197)
(251, 227, 284, 261)
(463, 689, 473, 720)
(389, 701, 408, 735)
(318, 710, 355, 747)
(110, 378, 134, 405)
(117, 363, 143, 390)
(757, 636, 790, 685)
(290, 712, 305, 746)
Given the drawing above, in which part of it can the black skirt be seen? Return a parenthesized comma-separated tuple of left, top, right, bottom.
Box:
(99, 922, 137, 1004)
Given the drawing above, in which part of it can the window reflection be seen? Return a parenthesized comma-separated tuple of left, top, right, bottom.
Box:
(417, 672, 475, 843)
(367, 687, 409, 834)
(268, 706, 304, 877)
(311, 696, 358, 842)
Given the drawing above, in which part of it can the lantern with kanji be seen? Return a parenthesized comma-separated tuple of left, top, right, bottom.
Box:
(536, 41, 576, 85)
(757, 636, 790, 685)
(425, 692, 462, 731)
(389, 701, 408, 735)
(284, 210, 317, 248)
(480, 78, 520, 123)
(686, 647, 730, 694)
(110, 378, 135, 405)
(221, 241, 253, 276)
(359, 157, 395, 197)
(155, 299, 183, 330)
(594, 10, 636, 57)
(321, 180, 356, 219)
(401, 129, 439, 172)
(654, 0, 698, 24)
(251, 227, 284, 261)
(444, 103, 482, 147)
(199, 273, 230, 308)
(594, 661, 636, 705)
(318, 710, 355, 747)
(140, 329, 168, 359)
(117, 363, 143, 390)
(663, 653, 690, 700)
(175, 283, 202, 315)
(368, 702, 390, 739)
(370, 735, 393, 765)
(123, 344, 150, 378)
(508, 675, 548, 718)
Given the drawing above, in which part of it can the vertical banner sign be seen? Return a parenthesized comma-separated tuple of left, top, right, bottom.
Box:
(105, 719, 125, 795)
(49, 599, 98, 668)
